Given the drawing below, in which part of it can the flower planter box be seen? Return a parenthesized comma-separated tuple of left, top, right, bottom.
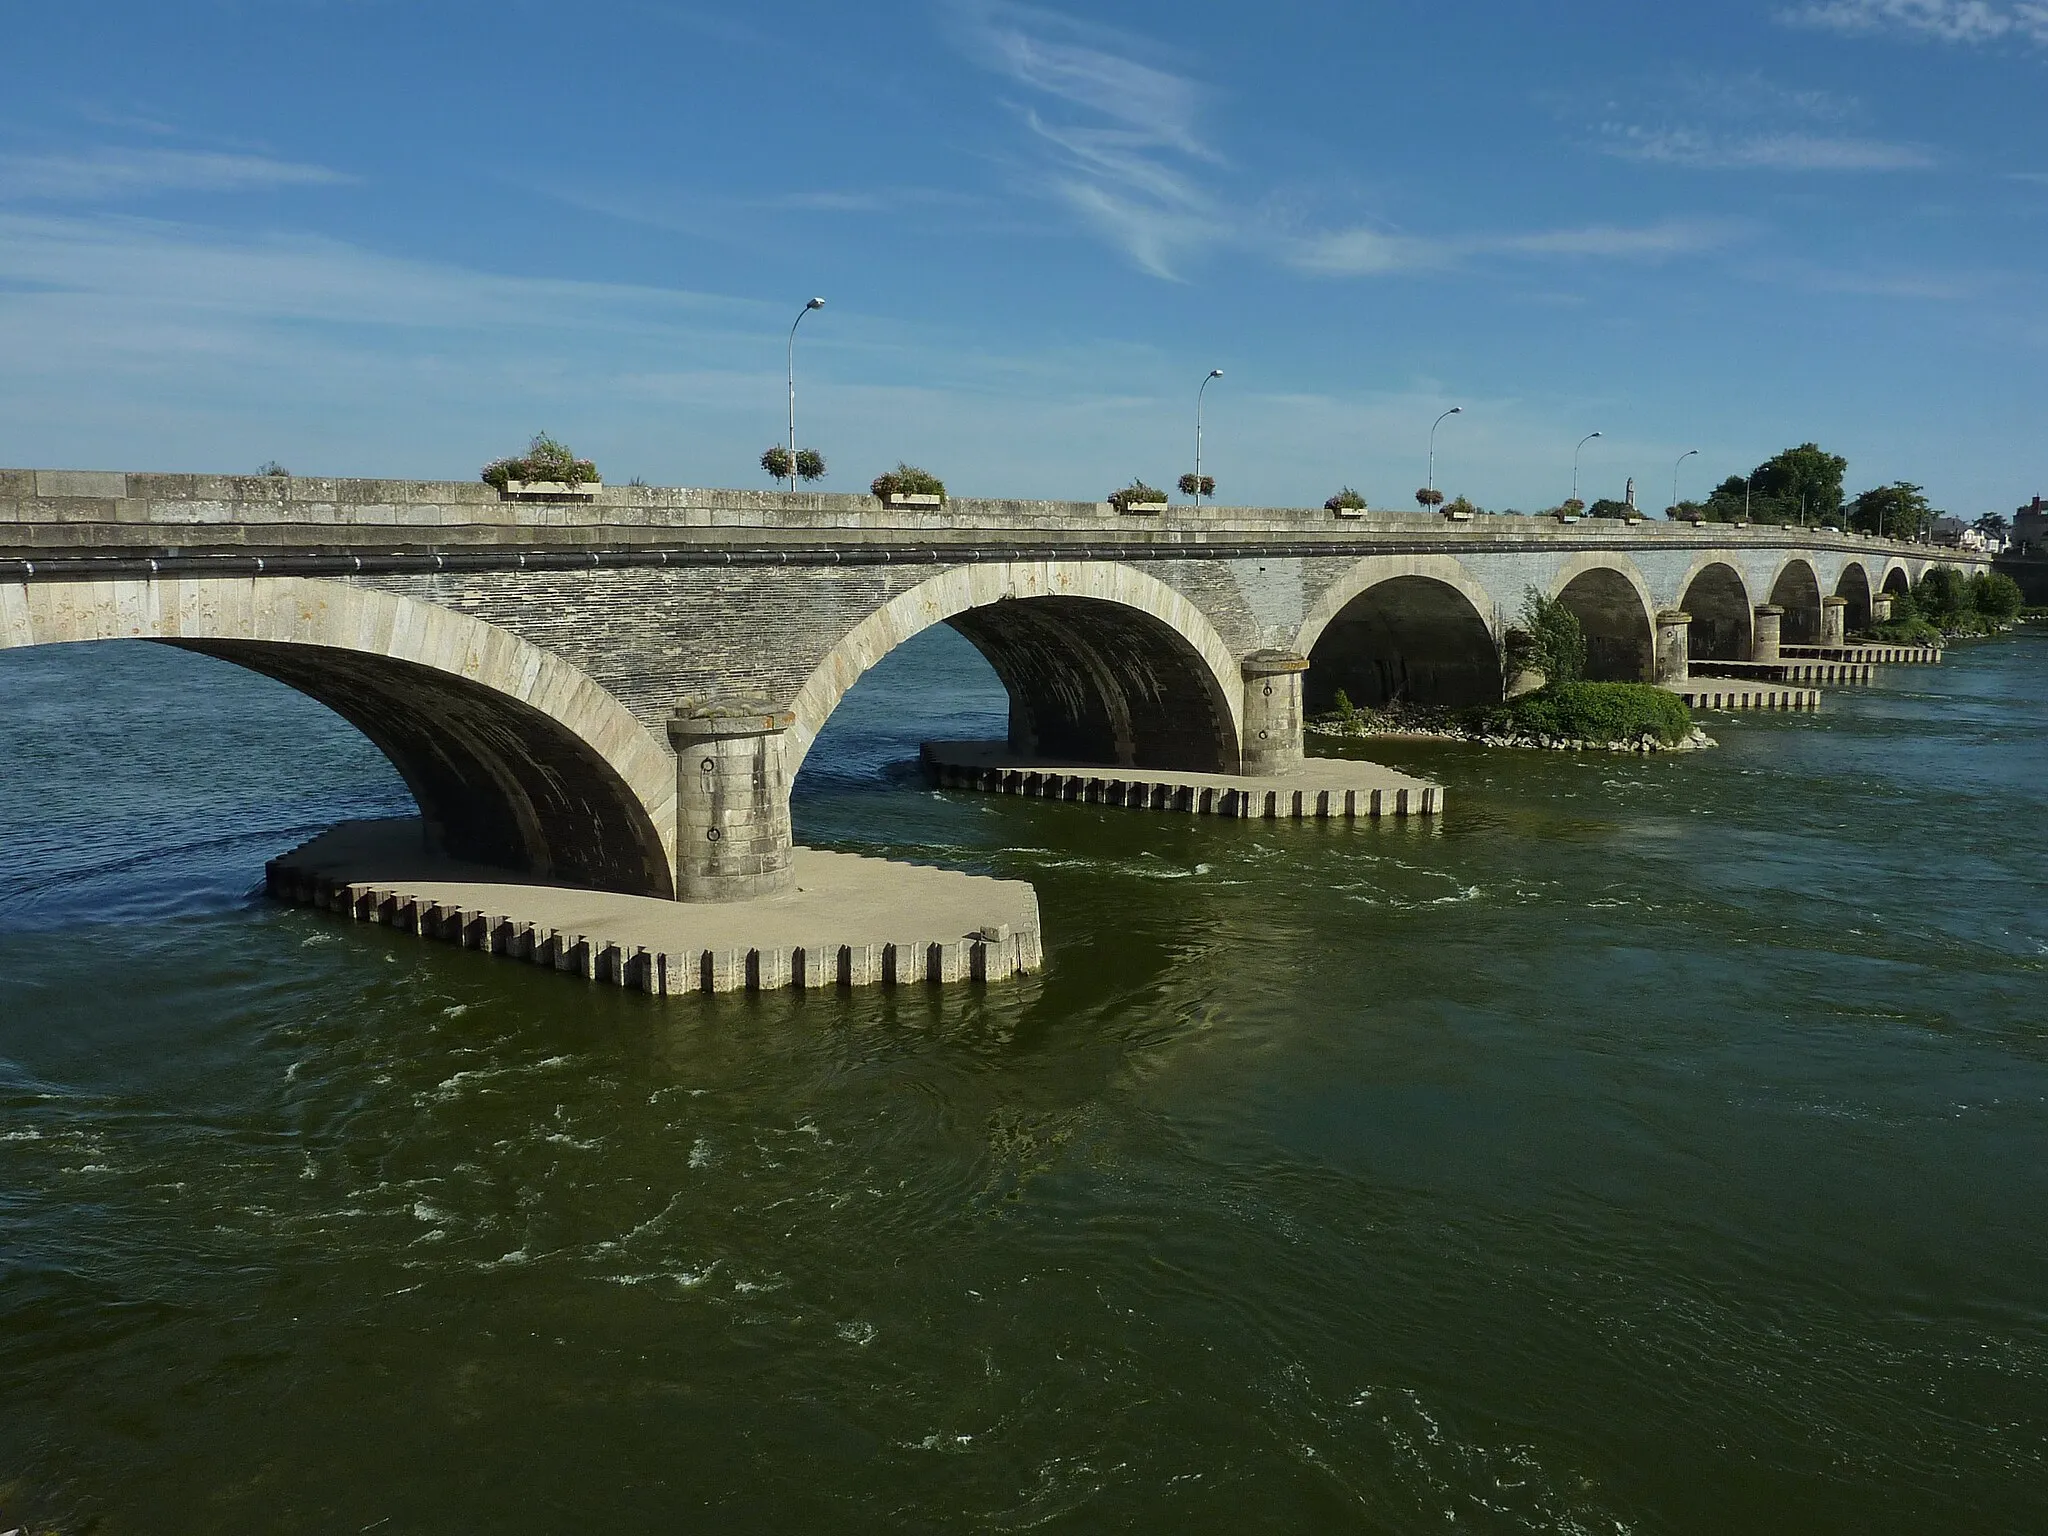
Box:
(1119, 502, 1170, 515)
(1624, 515, 1644, 526)
(502, 480, 600, 499)
(1556, 513, 1582, 524)
(884, 493, 943, 508)
(1443, 508, 1474, 522)
(1330, 505, 1366, 520)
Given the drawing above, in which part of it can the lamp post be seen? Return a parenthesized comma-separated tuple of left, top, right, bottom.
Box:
(1671, 448, 1697, 517)
(1744, 472, 1755, 522)
(1427, 407, 1462, 509)
(1195, 369, 1223, 505)
(787, 297, 824, 485)
(1571, 431, 1602, 507)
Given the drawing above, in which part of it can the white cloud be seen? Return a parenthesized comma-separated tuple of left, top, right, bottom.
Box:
(1287, 218, 1738, 276)
(1780, 0, 2048, 44)
(0, 148, 354, 202)
(1600, 126, 1935, 170)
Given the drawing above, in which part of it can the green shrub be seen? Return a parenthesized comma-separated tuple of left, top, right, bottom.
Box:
(1915, 566, 1969, 622)
(871, 463, 946, 501)
(1332, 688, 1356, 722)
(1325, 487, 1366, 512)
(1442, 495, 1482, 518)
(482, 433, 597, 491)
(1868, 616, 1946, 647)
(1471, 682, 1693, 746)
(1108, 479, 1167, 511)
(1970, 570, 2023, 622)
(1519, 586, 1585, 685)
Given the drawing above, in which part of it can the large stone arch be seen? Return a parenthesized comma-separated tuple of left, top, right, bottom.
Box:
(1677, 559, 1753, 661)
(0, 577, 677, 897)
(1294, 555, 1502, 710)
(1767, 557, 1824, 644)
(1834, 561, 1875, 632)
(787, 562, 1244, 775)
(1550, 553, 1657, 682)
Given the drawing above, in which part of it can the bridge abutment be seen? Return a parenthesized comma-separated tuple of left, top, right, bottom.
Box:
(668, 703, 797, 902)
(1753, 605, 1784, 665)
(1655, 610, 1692, 686)
(1240, 650, 1309, 774)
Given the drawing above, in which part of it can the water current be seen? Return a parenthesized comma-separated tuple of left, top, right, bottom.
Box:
(1, 627, 2044, 1533)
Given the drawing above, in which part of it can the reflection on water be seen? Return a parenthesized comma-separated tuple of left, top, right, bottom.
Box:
(2, 628, 2045, 1533)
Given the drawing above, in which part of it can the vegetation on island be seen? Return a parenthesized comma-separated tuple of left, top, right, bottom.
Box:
(871, 464, 946, 502)
(761, 446, 827, 485)
(1871, 568, 2023, 644)
(482, 434, 598, 492)
(1108, 479, 1168, 512)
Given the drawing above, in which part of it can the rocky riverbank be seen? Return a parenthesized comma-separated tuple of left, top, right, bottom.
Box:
(1310, 699, 1717, 755)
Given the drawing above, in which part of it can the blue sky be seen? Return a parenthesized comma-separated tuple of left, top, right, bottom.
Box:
(4, 0, 2045, 515)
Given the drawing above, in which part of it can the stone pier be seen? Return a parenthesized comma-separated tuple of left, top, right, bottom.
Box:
(1820, 595, 1848, 648)
(1655, 609, 1691, 686)
(1753, 604, 1784, 665)
(1240, 650, 1310, 775)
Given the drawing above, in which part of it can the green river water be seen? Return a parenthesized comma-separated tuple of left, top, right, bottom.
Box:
(1, 628, 2043, 1533)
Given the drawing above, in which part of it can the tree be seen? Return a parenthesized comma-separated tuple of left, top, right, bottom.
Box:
(1701, 475, 1749, 522)
(1747, 443, 1846, 525)
(1846, 482, 1935, 541)
(1916, 566, 1969, 621)
(1518, 586, 1584, 685)
(1969, 570, 2023, 622)
(1668, 499, 1708, 521)
(1586, 498, 1632, 519)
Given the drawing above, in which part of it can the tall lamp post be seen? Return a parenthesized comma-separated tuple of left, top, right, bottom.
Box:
(1571, 431, 1602, 507)
(1195, 369, 1223, 504)
(787, 297, 824, 484)
(1744, 472, 1755, 523)
(1427, 406, 1462, 508)
(1671, 448, 1698, 517)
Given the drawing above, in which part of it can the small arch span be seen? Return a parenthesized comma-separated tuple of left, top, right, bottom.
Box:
(1882, 564, 1913, 597)
(1552, 559, 1656, 682)
(1678, 561, 1753, 661)
(1300, 573, 1503, 710)
(1834, 563, 1874, 633)
(1769, 558, 1824, 643)
(788, 562, 1244, 775)
(0, 577, 678, 897)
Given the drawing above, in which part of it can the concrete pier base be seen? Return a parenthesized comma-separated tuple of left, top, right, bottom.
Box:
(1669, 683, 1820, 712)
(267, 819, 1041, 995)
(921, 741, 1444, 818)
(1692, 657, 1874, 684)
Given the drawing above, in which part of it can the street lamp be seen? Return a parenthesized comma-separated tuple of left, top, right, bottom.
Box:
(1671, 448, 1698, 517)
(1571, 431, 1602, 507)
(787, 297, 824, 485)
(1744, 472, 1755, 522)
(1195, 369, 1223, 505)
(1427, 407, 1462, 509)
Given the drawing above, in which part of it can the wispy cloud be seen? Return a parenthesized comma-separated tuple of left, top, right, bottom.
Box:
(1289, 218, 1742, 276)
(1780, 0, 2048, 45)
(1599, 126, 1935, 170)
(0, 148, 353, 202)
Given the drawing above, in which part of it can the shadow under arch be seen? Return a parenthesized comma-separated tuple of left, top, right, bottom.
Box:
(1881, 563, 1913, 597)
(1834, 562, 1875, 632)
(1678, 561, 1753, 661)
(1768, 558, 1824, 643)
(1301, 574, 1503, 710)
(1552, 559, 1655, 681)
(787, 563, 1244, 776)
(2, 577, 677, 897)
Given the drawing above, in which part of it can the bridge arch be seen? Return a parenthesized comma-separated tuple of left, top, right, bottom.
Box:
(1834, 562, 1875, 632)
(1767, 557, 1825, 643)
(1677, 559, 1753, 661)
(0, 577, 677, 897)
(1550, 554, 1657, 682)
(1294, 554, 1503, 710)
(787, 562, 1244, 775)
(1881, 561, 1914, 597)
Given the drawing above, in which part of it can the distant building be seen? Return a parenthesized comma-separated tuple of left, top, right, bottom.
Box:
(1930, 515, 1967, 547)
(2015, 496, 2048, 557)
(1932, 515, 2002, 553)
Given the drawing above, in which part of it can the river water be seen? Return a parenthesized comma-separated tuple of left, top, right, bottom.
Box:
(1, 627, 2044, 1534)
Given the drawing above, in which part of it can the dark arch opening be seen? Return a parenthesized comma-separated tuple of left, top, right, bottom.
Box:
(1304, 576, 1502, 710)
(166, 640, 675, 898)
(942, 596, 1237, 772)
(1679, 563, 1753, 661)
(1882, 566, 1912, 597)
(1769, 562, 1824, 644)
(1834, 564, 1874, 632)
(1555, 569, 1653, 681)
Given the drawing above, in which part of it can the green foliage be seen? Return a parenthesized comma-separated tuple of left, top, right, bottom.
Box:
(1916, 565, 1970, 621)
(1415, 487, 1444, 508)
(1325, 487, 1367, 512)
(1847, 481, 1935, 541)
(1668, 499, 1708, 521)
(259, 461, 290, 477)
(1472, 683, 1693, 747)
(1332, 688, 1356, 721)
(482, 433, 597, 491)
(1177, 473, 1215, 497)
(1586, 497, 1633, 519)
(1519, 586, 1585, 685)
(1442, 495, 1482, 518)
(1108, 479, 1167, 511)
(1559, 498, 1585, 516)
(1969, 570, 2023, 622)
(1749, 442, 1846, 525)
(871, 463, 947, 501)
(760, 445, 792, 482)
(794, 448, 827, 482)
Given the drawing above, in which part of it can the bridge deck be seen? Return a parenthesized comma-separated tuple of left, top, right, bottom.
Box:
(268, 819, 1042, 995)
(921, 742, 1443, 818)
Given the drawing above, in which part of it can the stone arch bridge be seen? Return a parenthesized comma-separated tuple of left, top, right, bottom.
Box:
(0, 470, 1984, 902)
